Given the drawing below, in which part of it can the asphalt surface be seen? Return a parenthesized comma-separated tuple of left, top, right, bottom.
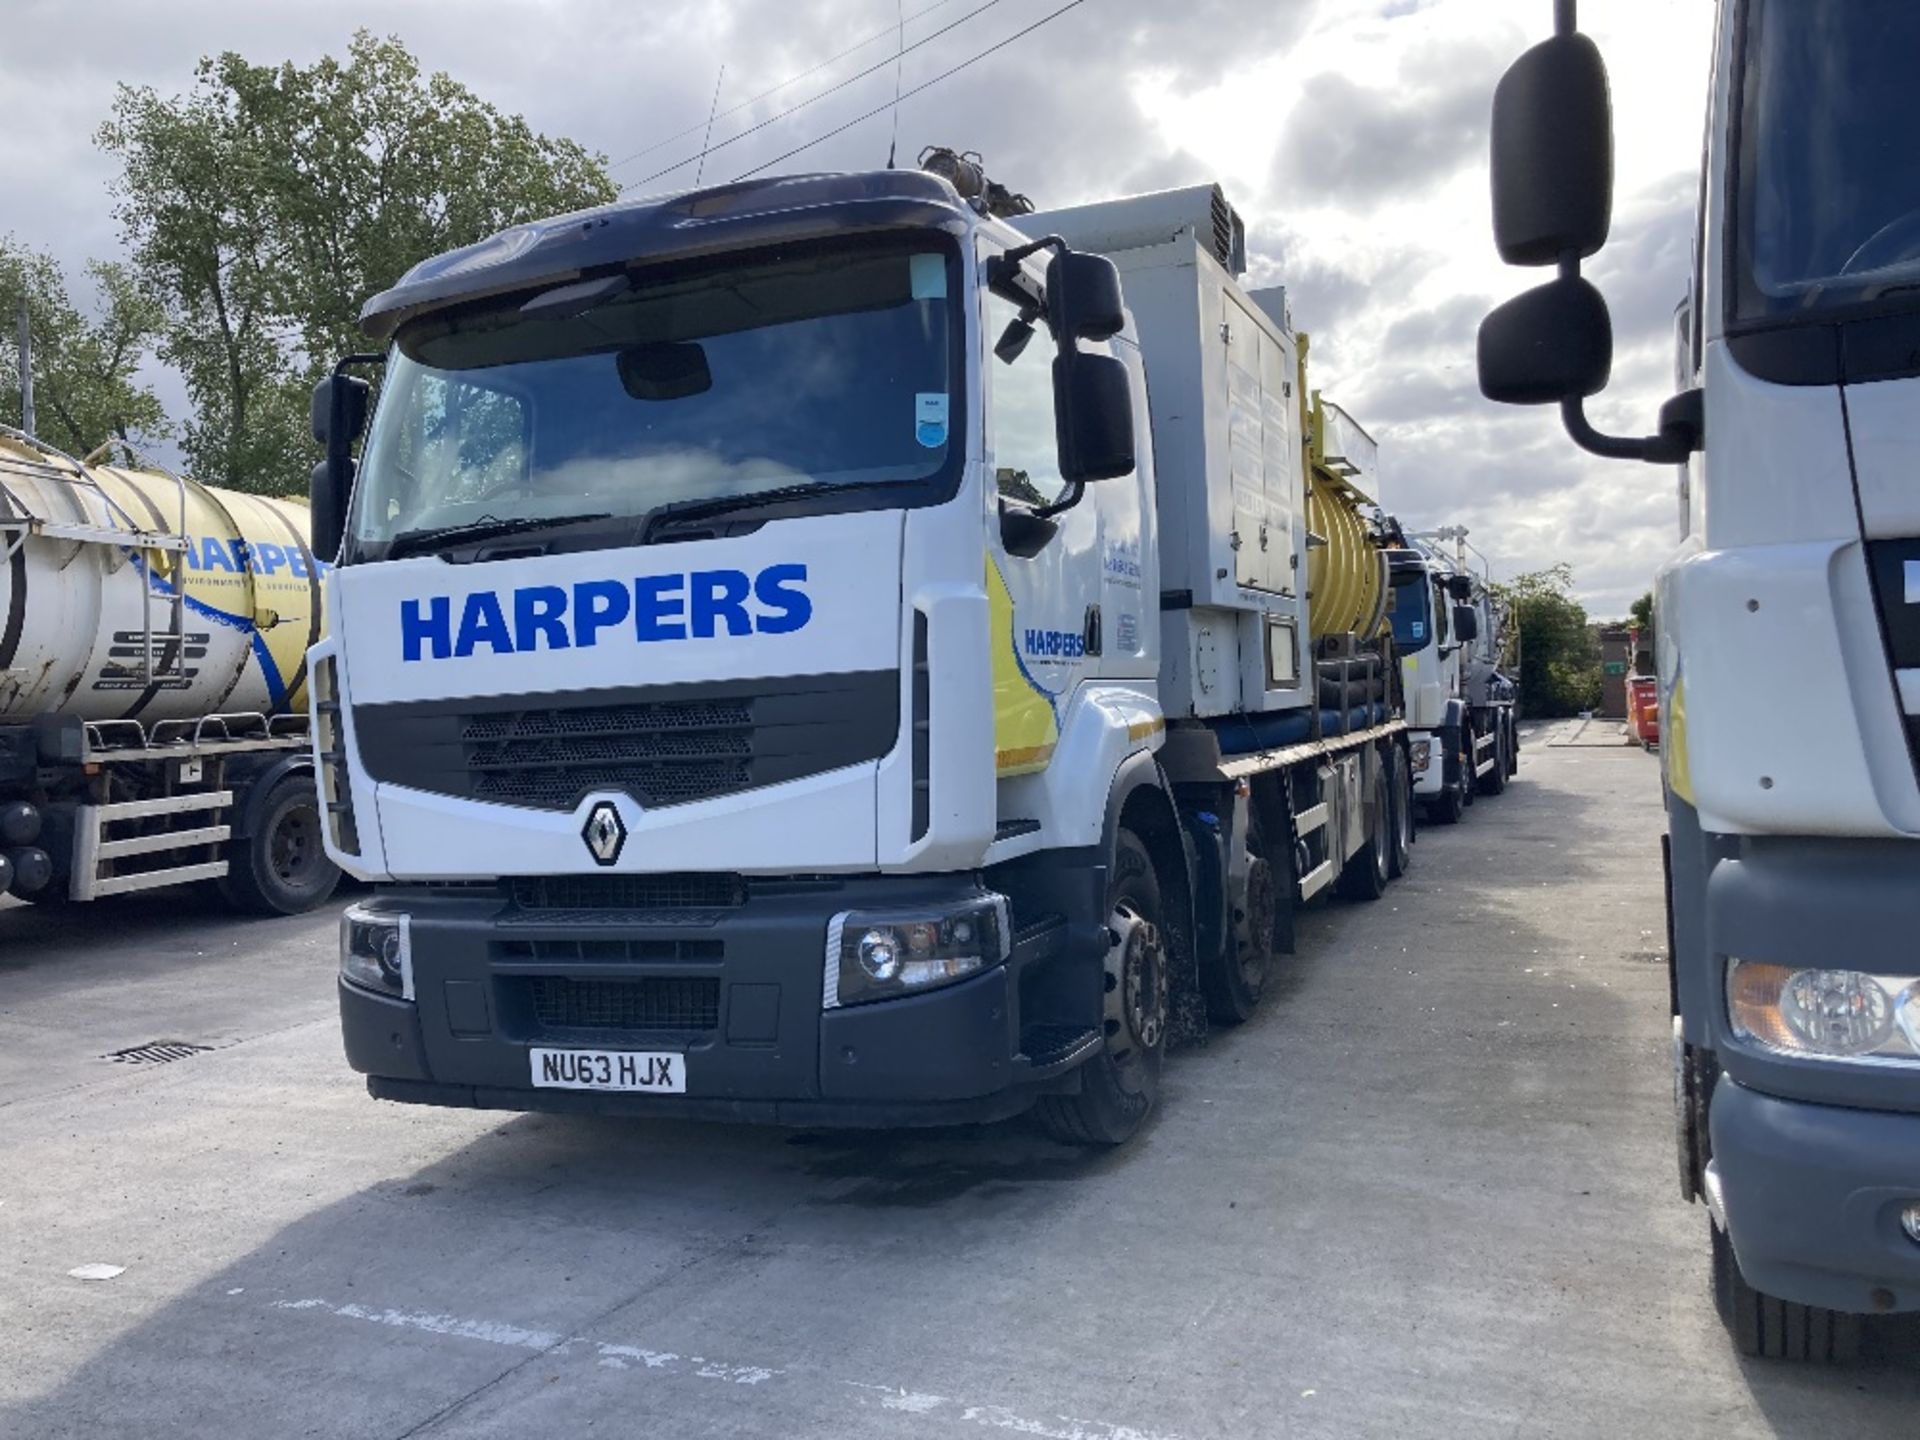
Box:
(3, 725, 1916, 1438)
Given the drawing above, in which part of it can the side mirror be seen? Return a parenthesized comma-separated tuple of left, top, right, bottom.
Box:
(1053, 352, 1135, 483)
(1046, 251, 1126, 343)
(1478, 275, 1613, 405)
(1445, 574, 1475, 601)
(619, 342, 712, 401)
(310, 363, 376, 562)
(1490, 33, 1613, 265)
(1452, 604, 1480, 643)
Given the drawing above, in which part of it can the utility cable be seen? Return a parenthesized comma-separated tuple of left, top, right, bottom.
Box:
(620, 0, 1011, 193)
(694, 64, 726, 186)
(731, 0, 1092, 182)
(608, 0, 962, 174)
(886, 0, 907, 168)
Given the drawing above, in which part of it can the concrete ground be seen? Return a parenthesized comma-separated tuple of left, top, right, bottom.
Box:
(1, 727, 1914, 1438)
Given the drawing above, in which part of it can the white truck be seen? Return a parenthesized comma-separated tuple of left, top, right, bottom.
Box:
(309, 171, 1428, 1144)
(1479, 0, 1920, 1358)
(1389, 531, 1517, 823)
(0, 426, 338, 912)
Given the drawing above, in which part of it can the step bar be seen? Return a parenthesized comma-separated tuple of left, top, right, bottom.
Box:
(71, 790, 233, 900)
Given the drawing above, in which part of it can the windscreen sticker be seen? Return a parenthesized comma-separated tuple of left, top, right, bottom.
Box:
(1411, 620, 1426, 640)
(910, 253, 947, 300)
(916, 392, 949, 449)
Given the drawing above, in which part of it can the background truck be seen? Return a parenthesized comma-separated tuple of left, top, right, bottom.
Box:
(308, 167, 1460, 1144)
(1478, 0, 1920, 1359)
(1389, 529, 1516, 823)
(0, 426, 338, 912)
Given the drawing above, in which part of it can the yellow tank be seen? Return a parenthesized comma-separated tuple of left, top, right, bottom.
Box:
(0, 433, 326, 724)
(1297, 338, 1389, 644)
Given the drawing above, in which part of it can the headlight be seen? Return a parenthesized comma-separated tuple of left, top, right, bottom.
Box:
(1409, 739, 1432, 774)
(341, 903, 413, 999)
(824, 896, 1009, 1008)
(1727, 960, 1920, 1062)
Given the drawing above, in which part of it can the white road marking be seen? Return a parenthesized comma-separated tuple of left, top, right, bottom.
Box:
(264, 1294, 1184, 1436)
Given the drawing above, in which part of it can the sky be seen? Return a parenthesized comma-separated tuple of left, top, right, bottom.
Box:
(0, 0, 1714, 616)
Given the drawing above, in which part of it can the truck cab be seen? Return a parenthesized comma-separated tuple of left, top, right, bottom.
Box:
(1389, 547, 1474, 822)
(1479, 0, 1920, 1357)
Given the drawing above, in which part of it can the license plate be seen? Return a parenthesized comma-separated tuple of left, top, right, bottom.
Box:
(529, 1047, 685, 1094)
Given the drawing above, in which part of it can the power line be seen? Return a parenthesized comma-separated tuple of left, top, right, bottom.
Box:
(694, 64, 726, 186)
(607, 0, 963, 174)
(886, 0, 907, 168)
(620, 0, 1011, 193)
(732, 0, 1092, 182)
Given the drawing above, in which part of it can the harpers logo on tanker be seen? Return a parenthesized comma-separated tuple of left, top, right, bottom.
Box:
(398, 563, 812, 662)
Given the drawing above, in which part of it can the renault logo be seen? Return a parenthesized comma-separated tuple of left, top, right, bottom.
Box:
(581, 802, 627, 866)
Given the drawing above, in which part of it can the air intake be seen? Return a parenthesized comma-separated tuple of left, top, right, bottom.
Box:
(1018, 184, 1247, 277)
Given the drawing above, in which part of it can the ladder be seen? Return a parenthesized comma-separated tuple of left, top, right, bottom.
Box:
(0, 424, 191, 687)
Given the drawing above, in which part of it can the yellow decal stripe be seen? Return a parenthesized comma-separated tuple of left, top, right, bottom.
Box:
(1127, 717, 1165, 742)
(988, 556, 1058, 777)
(1666, 674, 1694, 805)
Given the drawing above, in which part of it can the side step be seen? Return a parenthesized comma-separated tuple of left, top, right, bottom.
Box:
(72, 791, 232, 900)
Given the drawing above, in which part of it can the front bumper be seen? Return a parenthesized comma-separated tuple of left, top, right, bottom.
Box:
(1406, 730, 1445, 797)
(1710, 1077, 1920, 1314)
(338, 874, 1099, 1127)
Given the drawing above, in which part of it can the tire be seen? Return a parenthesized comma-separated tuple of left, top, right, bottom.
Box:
(1479, 718, 1508, 796)
(1337, 764, 1389, 901)
(1037, 829, 1169, 1146)
(1426, 778, 1465, 826)
(1505, 715, 1520, 778)
(218, 775, 341, 917)
(1459, 724, 1476, 809)
(1202, 825, 1275, 1026)
(1710, 1221, 1862, 1362)
(1386, 744, 1414, 879)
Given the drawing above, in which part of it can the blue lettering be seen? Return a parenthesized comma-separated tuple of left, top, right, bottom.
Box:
(753, 563, 811, 634)
(691, 569, 752, 638)
(513, 585, 570, 652)
(634, 574, 687, 642)
(254, 542, 287, 575)
(232, 539, 251, 573)
(574, 579, 630, 647)
(454, 591, 515, 657)
(201, 536, 236, 573)
(401, 596, 452, 662)
(287, 548, 310, 579)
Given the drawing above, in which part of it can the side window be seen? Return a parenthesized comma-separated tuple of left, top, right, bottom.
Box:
(1432, 581, 1450, 644)
(984, 286, 1069, 509)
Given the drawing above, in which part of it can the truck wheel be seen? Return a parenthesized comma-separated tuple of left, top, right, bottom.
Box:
(1459, 724, 1476, 809)
(1386, 744, 1414, 878)
(1505, 715, 1520, 778)
(1479, 721, 1509, 796)
(218, 775, 341, 917)
(1337, 767, 1389, 901)
(1426, 778, 1465, 826)
(1710, 1221, 1862, 1362)
(1203, 830, 1274, 1026)
(1036, 829, 1167, 1146)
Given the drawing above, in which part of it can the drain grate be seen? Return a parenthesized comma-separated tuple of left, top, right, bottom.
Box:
(105, 1041, 214, 1066)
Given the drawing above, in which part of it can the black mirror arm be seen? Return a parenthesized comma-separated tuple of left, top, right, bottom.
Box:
(1559, 386, 1702, 465)
(1032, 479, 1085, 520)
(986, 237, 1066, 306)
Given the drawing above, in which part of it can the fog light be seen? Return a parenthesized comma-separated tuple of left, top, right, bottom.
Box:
(340, 904, 412, 999)
(1903, 1205, 1920, 1246)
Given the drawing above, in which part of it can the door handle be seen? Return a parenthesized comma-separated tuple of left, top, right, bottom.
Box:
(1082, 604, 1103, 658)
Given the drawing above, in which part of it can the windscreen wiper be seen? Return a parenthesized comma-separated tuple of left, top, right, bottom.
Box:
(639, 482, 873, 543)
(383, 512, 614, 559)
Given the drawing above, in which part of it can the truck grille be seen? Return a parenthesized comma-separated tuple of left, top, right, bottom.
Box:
(527, 975, 721, 1032)
(352, 672, 899, 814)
(510, 873, 745, 912)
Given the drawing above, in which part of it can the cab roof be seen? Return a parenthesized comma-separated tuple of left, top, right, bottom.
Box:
(358, 169, 976, 342)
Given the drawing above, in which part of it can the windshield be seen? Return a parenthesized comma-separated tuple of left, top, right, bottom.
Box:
(348, 240, 957, 553)
(1734, 0, 1920, 319)
(1388, 570, 1432, 651)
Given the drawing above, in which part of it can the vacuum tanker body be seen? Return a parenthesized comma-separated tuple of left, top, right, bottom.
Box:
(0, 432, 337, 913)
(0, 436, 324, 724)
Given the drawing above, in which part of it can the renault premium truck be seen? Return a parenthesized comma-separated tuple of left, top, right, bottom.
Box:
(1479, 0, 1920, 1359)
(308, 169, 1429, 1145)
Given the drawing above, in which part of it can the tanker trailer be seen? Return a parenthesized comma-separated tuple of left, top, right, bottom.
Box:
(0, 427, 339, 914)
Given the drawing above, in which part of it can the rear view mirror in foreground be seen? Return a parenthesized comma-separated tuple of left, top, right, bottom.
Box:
(310, 357, 380, 562)
(1478, 275, 1613, 406)
(1490, 33, 1614, 265)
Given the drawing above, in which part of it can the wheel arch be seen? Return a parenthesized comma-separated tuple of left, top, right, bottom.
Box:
(1105, 749, 1201, 1041)
(229, 752, 317, 841)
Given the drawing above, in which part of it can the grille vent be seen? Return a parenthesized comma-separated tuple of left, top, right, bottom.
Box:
(527, 976, 721, 1032)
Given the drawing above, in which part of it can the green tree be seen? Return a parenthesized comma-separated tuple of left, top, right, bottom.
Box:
(1495, 563, 1603, 718)
(0, 237, 169, 456)
(98, 32, 616, 495)
(1629, 588, 1655, 649)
